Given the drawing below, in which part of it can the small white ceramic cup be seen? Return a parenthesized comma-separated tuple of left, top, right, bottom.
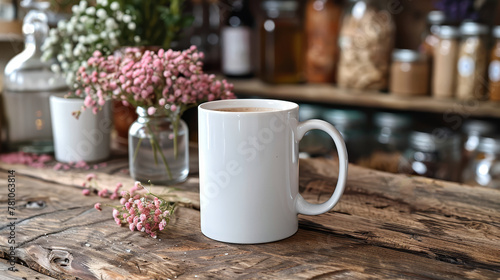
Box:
(198, 99, 348, 244)
(50, 95, 112, 163)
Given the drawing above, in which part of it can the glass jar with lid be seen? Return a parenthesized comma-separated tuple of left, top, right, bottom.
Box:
(3, 1, 67, 153)
(401, 129, 461, 182)
(460, 120, 496, 183)
(488, 26, 500, 101)
(467, 136, 500, 188)
(389, 49, 429, 96)
(322, 109, 367, 162)
(259, 0, 304, 84)
(373, 112, 412, 153)
(337, 0, 395, 90)
(456, 22, 489, 100)
(361, 112, 412, 173)
(432, 26, 460, 99)
(421, 11, 446, 57)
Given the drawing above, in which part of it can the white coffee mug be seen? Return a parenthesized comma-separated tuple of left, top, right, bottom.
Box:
(198, 99, 348, 244)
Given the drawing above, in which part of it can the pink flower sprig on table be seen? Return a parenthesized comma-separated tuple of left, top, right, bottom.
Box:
(93, 181, 177, 238)
(82, 173, 124, 198)
(74, 45, 235, 117)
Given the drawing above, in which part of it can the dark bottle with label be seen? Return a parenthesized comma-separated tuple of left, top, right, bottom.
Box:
(221, 0, 254, 78)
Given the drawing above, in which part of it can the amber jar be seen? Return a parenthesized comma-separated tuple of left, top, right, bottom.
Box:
(456, 22, 489, 100)
(389, 49, 429, 96)
(304, 0, 342, 83)
(432, 26, 460, 99)
(488, 26, 500, 101)
(259, 0, 304, 84)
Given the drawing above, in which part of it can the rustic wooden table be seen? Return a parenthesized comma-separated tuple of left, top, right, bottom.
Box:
(1, 149, 499, 280)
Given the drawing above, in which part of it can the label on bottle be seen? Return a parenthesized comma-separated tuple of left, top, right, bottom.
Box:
(458, 56, 475, 77)
(489, 60, 500, 82)
(221, 26, 252, 75)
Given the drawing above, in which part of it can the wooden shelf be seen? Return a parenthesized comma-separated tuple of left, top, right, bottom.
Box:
(230, 79, 500, 118)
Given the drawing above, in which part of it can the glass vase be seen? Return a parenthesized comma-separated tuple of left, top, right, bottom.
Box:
(128, 107, 189, 185)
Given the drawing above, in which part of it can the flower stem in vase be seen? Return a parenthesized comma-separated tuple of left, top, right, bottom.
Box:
(143, 122, 173, 180)
(173, 114, 180, 160)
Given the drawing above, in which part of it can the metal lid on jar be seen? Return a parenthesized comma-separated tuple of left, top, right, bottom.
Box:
(409, 129, 460, 152)
(462, 120, 496, 136)
(438, 25, 460, 39)
(374, 112, 412, 129)
(427, 11, 446, 25)
(477, 136, 500, 153)
(392, 49, 427, 63)
(460, 22, 489, 36)
(323, 109, 366, 128)
(261, 0, 298, 11)
(493, 26, 500, 39)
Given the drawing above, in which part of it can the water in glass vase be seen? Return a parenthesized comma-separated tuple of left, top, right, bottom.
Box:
(128, 107, 189, 185)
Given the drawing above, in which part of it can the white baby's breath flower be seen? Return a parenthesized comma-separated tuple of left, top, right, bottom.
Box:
(96, 8, 107, 19)
(50, 64, 61, 73)
(80, 45, 87, 54)
(57, 20, 66, 30)
(110, 2, 119, 11)
(109, 32, 116, 39)
(86, 6, 96, 16)
(100, 31, 107, 39)
(128, 22, 136, 30)
(78, 35, 86, 43)
(66, 23, 74, 33)
(71, 5, 80, 14)
(79, 0, 88, 10)
(65, 73, 74, 86)
(105, 18, 116, 29)
(72, 34, 78, 41)
(63, 43, 72, 51)
(96, 43, 103, 49)
(57, 54, 64, 61)
(79, 15, 88, 23)
(49, 29, 57, 36)
(122, 14, 131, 23)
(116, 11, 123, 21)
(89, 34, 99, 42)
(134, 35, 140, 43)
(61, 61, 69, 70)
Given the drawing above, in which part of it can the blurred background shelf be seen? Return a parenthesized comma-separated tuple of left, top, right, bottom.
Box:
(230, 78, 500, 118)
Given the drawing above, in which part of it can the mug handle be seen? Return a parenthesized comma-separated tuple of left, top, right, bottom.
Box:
(295, 119, 348, 215)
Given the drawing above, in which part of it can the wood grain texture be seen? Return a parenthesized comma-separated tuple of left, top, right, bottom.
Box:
(230, 78, 500, 118)
(0, 156, 499, 279)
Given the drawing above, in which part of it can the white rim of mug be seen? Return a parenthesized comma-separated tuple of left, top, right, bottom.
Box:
(199, 99, 298, 113)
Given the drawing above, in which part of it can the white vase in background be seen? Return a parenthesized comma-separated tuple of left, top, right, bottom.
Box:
(50, 95, 112, 163)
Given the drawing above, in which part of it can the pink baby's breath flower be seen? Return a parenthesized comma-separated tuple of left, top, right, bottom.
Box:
(86, 173, 96, 181)
(82, 189, 91, 196)
(120, 197, 127, 205)
(147, 107, 156, 115)
(115, 218, 122, 226)
(129, 223, 135, 231)
(94, 203, 102, 211)
(113, 209, 119, 219)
